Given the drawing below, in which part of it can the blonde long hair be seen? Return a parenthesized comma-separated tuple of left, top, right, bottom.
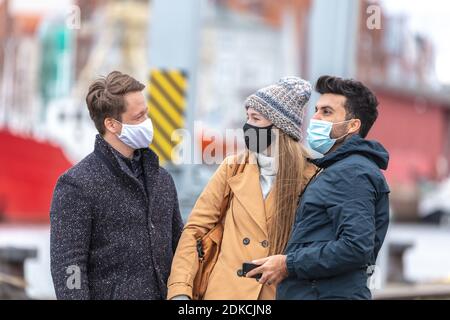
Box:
(269, 130, 311, 255)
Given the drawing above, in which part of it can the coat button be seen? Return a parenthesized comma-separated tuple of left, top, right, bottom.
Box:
(237, 269, 244, 277)
(261, 240, 269, 248)
(243, 238, 250, 245)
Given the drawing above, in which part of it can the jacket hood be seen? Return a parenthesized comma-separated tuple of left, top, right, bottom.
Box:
(311, 134, 389, 170)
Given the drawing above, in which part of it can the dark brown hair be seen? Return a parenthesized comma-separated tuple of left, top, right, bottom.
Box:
(315, 75, 379, 138)
(86, 71, 145, 135)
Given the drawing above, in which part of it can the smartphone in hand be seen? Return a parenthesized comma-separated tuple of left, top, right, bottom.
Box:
(242, 262, 262, 280)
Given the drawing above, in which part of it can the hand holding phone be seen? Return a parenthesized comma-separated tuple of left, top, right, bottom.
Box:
(242, 262, 262, 280)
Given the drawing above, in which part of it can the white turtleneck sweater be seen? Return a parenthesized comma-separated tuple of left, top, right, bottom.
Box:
(256, 152, 277, 199)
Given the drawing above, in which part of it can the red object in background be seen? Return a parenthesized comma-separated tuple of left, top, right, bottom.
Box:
(368, 89, 450, 186)
(0, 129, 72, 222)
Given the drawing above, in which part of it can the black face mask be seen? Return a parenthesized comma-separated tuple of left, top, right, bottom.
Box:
(243, 122, 274, 153)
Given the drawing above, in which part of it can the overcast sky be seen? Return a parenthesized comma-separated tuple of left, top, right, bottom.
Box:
(382, 0, 450, 85)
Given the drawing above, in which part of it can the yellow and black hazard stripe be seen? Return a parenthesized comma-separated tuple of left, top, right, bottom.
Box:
(147, 69, 188, 164)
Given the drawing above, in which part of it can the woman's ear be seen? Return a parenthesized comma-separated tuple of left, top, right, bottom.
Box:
(270, 127, 280, 158)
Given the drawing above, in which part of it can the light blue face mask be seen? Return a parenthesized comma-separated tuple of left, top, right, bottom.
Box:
(307, 119, 352, 155)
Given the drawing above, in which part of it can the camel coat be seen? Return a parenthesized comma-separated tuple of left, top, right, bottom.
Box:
(167, 152, 316, 300)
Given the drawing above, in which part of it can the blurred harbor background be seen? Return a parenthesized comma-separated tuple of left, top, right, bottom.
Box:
(1, 0, 450, 299)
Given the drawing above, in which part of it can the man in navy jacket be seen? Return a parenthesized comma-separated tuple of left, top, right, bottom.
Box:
(247, 75, 390, 300)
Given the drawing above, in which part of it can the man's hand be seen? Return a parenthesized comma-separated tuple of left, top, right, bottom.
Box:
(246, 255, 289, 286)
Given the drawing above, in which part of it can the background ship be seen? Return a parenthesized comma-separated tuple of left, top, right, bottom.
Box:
(1, 0, 450, 299)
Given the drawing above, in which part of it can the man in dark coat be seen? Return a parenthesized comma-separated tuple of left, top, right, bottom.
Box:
(50, 71, 184, 300)
(246, 75, 390, 300)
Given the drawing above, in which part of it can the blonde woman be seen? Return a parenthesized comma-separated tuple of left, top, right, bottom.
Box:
(167, 77, 317, 300)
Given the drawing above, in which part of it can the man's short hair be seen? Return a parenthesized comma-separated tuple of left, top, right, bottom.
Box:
(86, 71, 145, 135)
(315, 75, 379, 138)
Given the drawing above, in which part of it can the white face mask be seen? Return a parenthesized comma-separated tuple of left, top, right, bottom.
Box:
(114, 118, 154, 149)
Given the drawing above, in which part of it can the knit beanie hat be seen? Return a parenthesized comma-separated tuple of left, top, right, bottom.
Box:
(244, 76, 312, 141)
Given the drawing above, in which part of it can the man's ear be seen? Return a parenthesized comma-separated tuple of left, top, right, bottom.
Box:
(104, 117, 121, 135)
(348, 118, 361, 135)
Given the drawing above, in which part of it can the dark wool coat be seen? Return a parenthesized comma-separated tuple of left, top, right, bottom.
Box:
(277, 134, 390, 300)
(50, 135, 183, 300)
